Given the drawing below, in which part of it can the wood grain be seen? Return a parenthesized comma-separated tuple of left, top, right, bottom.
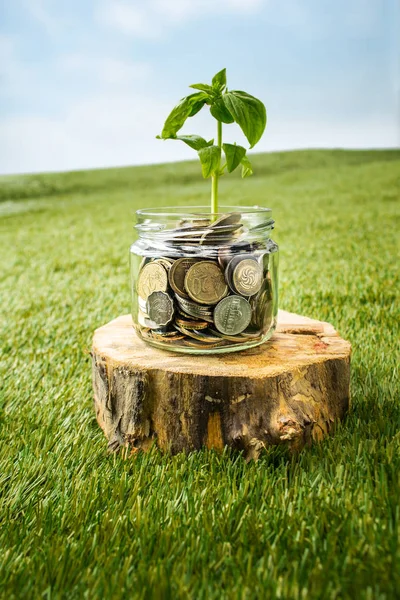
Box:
(92, 310, 351, 459)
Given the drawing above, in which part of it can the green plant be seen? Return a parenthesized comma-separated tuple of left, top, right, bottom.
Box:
(157, 68, 267, 213)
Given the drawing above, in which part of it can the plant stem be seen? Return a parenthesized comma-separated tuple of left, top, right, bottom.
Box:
(211, 120, 222, 215)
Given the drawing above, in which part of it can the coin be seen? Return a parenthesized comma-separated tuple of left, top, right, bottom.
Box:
(232, 258, 263, 296)
(168, 257, 199, 298)
(181, 338, 225, 350)
(199, 224, 242, 246)
(137, 262, 168, 300)
(153, 257, 173, 271)
(175, 295, 212, 313)
(185, 261, 228, 305)
(214, 295, 252, 335)
(175, 296, 214, 322)
(175, 317, 209, 330)
(151, 330, 185, 342)
(225, 254, 258, 294)
(174, 325, 224, 344)
(210, 329, 261, 343)
(217, 246, 232, 269)
(167, 227, 211, 245)
(178, 217, 211, 228)
(211, 212, 242, 227)
(146, 291, 174, 326)
(251, 276, 273, 330)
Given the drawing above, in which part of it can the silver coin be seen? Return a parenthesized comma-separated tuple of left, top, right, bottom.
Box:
(232, 258, 263, 296)
(209, 329, 261, 343)
(214, 295, 252, 335)
(175, 295, 214, 322)
(225, 254, 259, 294)
(146, 291, 174, 327)
(175, 295, 212, 313)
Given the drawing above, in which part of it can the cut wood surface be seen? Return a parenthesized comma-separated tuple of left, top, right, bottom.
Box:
(92, 310, 351, 459)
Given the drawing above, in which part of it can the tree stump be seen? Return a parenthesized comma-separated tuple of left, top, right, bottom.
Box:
(92, 310, 351, 460)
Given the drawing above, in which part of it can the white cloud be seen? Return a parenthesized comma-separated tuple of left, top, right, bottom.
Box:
(0, 34, 41, 101)
(96, 0, 265, 37)
(60, 54, 151, 86)
(96, 2, 160, 38)
(25, 0, 64, 37)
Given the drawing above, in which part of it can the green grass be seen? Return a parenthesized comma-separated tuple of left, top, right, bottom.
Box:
(1, 149, 399, 600)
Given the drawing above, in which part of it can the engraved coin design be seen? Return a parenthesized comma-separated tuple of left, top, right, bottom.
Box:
(185, 261, 228, 305)
(146, 291, 174, 326)
(225, 254, 257, 293)
(168, 258, 199, 298)
(138, 262, 168, 300)
(214, 295, 252, 335)
(232, 258, 263, 296)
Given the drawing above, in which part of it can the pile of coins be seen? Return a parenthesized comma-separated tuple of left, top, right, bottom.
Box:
(135, 213, 274, 351)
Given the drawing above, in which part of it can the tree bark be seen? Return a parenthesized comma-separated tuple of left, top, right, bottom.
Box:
(92, 310, 351, 460)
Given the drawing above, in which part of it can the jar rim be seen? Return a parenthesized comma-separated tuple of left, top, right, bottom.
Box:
(136, 205, 272, 219)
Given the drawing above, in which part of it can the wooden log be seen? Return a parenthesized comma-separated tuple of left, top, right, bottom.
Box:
(91, 310, 351, 460)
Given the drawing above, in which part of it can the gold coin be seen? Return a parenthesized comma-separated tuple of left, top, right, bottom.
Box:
(153, 257, 173, 271)
(211, 212, 242, 227)
(151, 331, 185, 342)
(232, 258, 263, 296)
(137, 262, 168, 300)
(184, 261, 228, 305)
(175, 317, 209, 330)
(168, 257, 199, 298)
(174, 325, 223, 344)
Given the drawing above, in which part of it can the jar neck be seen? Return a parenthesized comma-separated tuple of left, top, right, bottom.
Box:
(134, 206, 274, 245)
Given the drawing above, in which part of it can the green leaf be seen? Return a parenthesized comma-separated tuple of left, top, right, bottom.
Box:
(222, 90, 266, 148)
(241, 154, 253, 178)
(197, 145, 221, 179)
(189, 83, 214, 93)
(210, 99, 234, 124)
(188, 98, 207, 116)
(212, 68, 227, 90)
(222, 143, 246, 173)
(160, 92, 207, 138)
(175, 135, 213, 151)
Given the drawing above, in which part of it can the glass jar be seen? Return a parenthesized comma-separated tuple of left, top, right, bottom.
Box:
(129, 206, 279, 354)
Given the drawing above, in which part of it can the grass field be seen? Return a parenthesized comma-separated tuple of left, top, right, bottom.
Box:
(1, 149, 399, 599)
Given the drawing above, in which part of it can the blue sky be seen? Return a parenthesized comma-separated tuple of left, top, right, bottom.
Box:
(0, 0, 399, 174)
